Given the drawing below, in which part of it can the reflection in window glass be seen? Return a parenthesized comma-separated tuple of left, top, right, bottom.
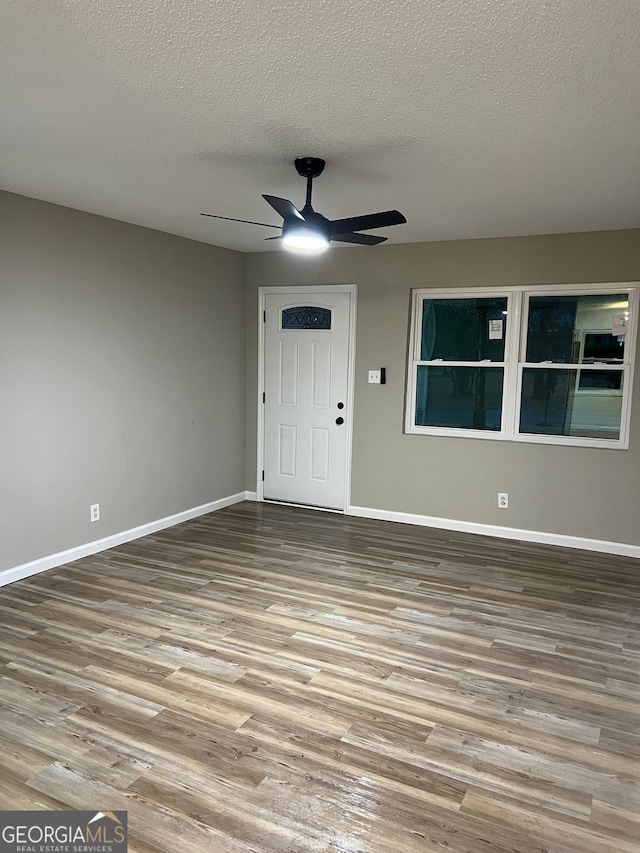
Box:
(519, 368, 623, 439)
(578, 369, 622, 390)
(582, 333, 624, 364)
(416, 366, 504, 430)
(526, 294, 628, 363)
(421, 298, 508, 362)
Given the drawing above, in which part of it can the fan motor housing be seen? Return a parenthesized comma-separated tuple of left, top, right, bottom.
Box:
(294, 157, 326, 179)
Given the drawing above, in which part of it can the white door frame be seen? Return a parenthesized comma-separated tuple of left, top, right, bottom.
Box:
(257, 284, 357, 510)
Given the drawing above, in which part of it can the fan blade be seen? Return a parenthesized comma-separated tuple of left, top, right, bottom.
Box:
(201, 213, 280, 229)
(264, 236, 282, 241)
(262, 195, 305, 221)
(329, 210, 406, 234)
(332, 232, 387, 245)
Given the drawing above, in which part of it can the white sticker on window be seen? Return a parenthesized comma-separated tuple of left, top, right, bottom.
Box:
(612, 313, 628, 338)
(488, 319, 503, 340)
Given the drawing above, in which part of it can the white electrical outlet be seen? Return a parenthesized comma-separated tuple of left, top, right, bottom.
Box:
(497, 493, 509, 509)
(368, 369, 381, 384)
(90, 503, 100, 523)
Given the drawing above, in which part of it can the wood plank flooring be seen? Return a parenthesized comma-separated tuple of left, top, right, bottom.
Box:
(1, 501, 639, 852)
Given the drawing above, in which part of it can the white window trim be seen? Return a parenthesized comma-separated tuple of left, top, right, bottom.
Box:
(405, 283, 638, 449)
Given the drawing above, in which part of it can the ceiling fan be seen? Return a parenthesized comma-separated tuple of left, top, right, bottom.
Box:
(202, 157, 407, 253)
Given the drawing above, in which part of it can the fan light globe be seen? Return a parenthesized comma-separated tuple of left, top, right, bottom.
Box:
(282, 228, 330, 254)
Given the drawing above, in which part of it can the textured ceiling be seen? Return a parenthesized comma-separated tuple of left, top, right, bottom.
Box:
(1, 0, 639, 252)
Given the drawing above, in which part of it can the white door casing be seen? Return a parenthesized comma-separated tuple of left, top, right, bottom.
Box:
(259, 286, 355, 510)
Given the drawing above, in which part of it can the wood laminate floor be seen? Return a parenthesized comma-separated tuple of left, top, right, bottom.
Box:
(0, 502, 639, 852)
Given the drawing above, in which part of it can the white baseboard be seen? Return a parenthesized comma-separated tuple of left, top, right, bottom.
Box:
(0, 491, 252, 588)
(7, 494, 636, 590)
(347, 504, 640, 559)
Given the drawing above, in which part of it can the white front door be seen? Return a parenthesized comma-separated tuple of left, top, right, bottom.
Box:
(262, 288, 354, 510)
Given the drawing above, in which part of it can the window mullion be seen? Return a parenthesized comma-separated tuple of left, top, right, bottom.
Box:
(502, 290, 521, 440)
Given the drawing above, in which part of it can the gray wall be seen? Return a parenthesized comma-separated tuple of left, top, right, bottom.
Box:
(0, 191, 246, 572)
(245, 230, 640, 546)
(2, 192, 637, 572)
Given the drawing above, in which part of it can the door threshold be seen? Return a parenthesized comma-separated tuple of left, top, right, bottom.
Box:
(262, 498, 344, 514)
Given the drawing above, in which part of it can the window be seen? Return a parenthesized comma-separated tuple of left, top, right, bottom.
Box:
(406, 285, 637, 448)
(414, 294, 509, 432)
(281, 306, 331, 330)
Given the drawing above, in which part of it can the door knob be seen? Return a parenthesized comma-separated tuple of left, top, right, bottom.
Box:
(335, 417, 344, 425)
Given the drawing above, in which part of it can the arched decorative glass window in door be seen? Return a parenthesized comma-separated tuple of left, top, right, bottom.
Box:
(281, 306, 332, 330)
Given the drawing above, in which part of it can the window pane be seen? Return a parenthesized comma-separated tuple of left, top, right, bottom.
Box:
(578, 369, 622, 391)
(416, 366, 504, 430)
(421, 298, 508, 362)
(519, 368, 623, 439)
(582, 333, 624, 364)
(282, 306, 331, 330)
(526, 294, 628, 363)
